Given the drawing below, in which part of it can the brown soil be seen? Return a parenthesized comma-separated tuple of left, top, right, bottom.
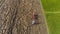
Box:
(0, 0, 48, 34)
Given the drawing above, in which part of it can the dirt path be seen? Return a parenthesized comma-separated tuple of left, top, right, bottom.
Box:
(0, 0, 48, 34)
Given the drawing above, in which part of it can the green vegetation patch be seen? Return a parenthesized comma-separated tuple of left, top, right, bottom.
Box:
(41, 0, 60, 34)
(41, 0, 60, 11)
(45, 13, 60, 34)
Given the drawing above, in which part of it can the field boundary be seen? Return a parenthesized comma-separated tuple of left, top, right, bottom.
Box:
(40, 0, 49, 34)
